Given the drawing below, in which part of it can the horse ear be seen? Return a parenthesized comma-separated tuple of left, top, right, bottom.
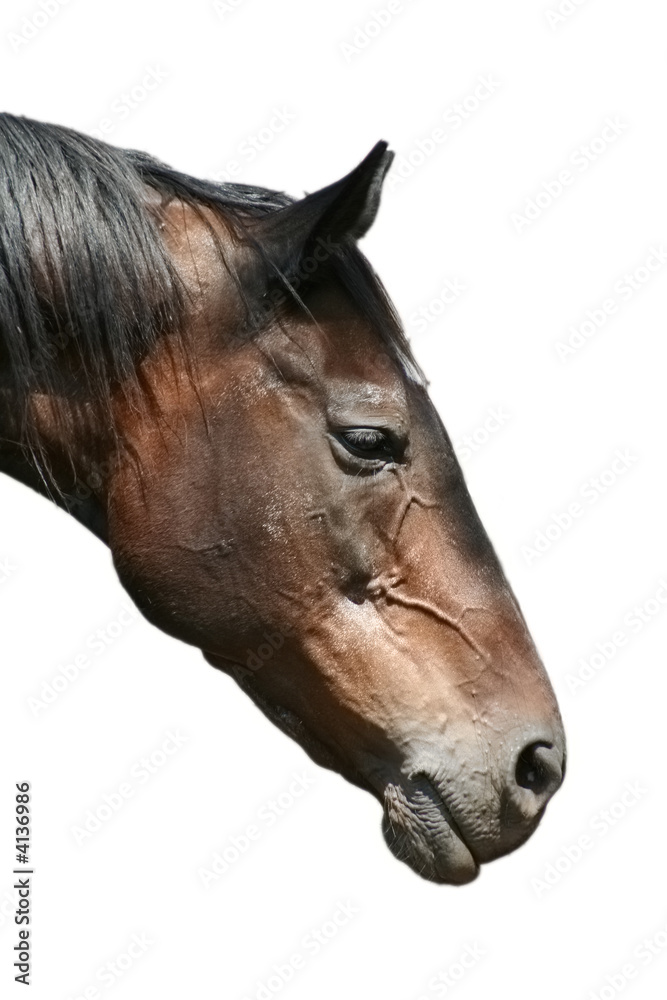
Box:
(254, 141, 394, 277)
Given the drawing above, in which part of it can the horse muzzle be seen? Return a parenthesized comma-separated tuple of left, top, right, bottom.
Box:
(379, 728, 566, 884)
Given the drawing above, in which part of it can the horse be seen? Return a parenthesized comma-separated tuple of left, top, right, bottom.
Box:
(0, 112, 565, 884)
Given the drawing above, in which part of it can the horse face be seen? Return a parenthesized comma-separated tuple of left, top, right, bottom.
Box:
(109, 146, 565, 883)
(216, 289, 565, 884)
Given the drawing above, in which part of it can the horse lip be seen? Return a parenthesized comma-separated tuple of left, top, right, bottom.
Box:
(382, 772, 481, 883)
(412, 772, 480, 866)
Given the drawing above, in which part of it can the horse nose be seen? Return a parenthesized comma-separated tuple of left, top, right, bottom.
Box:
(513, 739, 565, 817)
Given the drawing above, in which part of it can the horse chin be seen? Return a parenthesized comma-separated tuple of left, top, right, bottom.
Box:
(204, 652, 521, 883)
(381, 776, 480, 885)
(203, 651, 374, 792)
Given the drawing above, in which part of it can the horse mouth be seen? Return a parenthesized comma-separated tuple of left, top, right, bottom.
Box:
(205, 653, 489, 884)
(252, 695, 480, 883)
(382, 774, 480, 885)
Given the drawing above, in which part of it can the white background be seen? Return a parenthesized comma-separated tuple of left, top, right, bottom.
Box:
(1, 1, 666, 998)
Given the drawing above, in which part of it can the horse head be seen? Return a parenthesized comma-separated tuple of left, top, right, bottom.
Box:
(0, 116, 565, 883)
(108, 143, 565, 884)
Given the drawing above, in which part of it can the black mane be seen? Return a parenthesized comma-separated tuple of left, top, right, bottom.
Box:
(0, 112, 420, 462)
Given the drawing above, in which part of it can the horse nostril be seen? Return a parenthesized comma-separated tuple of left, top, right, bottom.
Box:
(515, 741, 563, 798)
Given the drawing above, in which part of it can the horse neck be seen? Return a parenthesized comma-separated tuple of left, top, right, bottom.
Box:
(0, 385, 111, 543)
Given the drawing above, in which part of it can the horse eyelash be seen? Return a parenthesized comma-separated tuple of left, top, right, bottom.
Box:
(343, 429, 386, 448)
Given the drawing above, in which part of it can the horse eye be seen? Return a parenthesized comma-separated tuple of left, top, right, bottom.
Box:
(338, 428, 394, 459)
